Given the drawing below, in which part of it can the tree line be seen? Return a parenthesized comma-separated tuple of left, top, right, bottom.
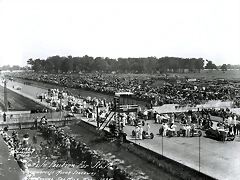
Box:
(1, 56, 238, 73)
(27, 55, 236, 74)
(0, 65, 28, 71)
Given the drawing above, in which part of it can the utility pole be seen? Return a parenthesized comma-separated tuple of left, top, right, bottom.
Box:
(199, 135, 201, 172)
(4, 80, 8, 112)
(162, 132, 163, 156)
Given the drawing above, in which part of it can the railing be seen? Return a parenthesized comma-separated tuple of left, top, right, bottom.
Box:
(5, 111, 62, 119)
(0, 111, 77, 124)
(0, 111, 80, 129)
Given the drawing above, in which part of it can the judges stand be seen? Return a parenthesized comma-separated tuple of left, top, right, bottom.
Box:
(95, 92, 138, 143)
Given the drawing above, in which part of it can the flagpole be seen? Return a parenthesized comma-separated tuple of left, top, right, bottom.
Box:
(162, 130, 163, 155)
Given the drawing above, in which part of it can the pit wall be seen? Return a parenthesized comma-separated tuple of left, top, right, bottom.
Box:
(78, 120, 217, 180)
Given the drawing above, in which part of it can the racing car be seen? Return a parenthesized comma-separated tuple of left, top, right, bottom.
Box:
(205, 127, 235, 141)
(177, 125, 202, 137)
(16, 86, 21, 90)
(142, 131, 154, 139)
(132, 128, 154, 139)
(159, 124, 177, 137)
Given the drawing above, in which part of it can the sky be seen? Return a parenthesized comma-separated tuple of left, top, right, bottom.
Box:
(0, 0, 239, 67)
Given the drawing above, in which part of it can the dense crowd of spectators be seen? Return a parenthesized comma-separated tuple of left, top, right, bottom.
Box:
(10, 72, 240, 107)
(0, 117, 132, 180)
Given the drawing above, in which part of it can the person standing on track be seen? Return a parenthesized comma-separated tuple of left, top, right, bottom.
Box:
(162, 123, 167, 137)
(222, 131, 226, 143)
(145, 123, 150, 135)
(3, 112, 6, 122)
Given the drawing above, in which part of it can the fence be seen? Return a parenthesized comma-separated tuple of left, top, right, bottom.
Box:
(0, 111, 80, 129)
(1, 111, 66, 123)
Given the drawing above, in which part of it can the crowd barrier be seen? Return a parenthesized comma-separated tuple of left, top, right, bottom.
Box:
(3, 111, 64, 121)
(0, 114, 79, 130)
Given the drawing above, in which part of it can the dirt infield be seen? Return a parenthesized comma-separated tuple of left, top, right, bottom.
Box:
(171, 70, 240, 80)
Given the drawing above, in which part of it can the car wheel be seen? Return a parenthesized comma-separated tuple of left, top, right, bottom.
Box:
(132, 130, 135, 137)
(150, 133, 154, 139)
(218, 135, 222, 141)
(167, 131, 171, 138)
(142, 131, 146, 136)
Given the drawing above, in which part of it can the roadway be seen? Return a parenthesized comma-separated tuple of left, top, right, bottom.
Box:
(124, 121, 240, 180)
(3, 80, 240, 180)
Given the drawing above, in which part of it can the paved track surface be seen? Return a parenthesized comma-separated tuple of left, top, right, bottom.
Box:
(4, 80, 240, 180)
(124, 121, 240, 180)
(0, 85, 46, 111)
(13, 78, 148, 108)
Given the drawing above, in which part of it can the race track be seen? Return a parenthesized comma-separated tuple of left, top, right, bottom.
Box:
(124, 121, 240, 180)
(0, 85, 46, 111)
(4, 80, 240, 180)
(14, 77, 148, 107)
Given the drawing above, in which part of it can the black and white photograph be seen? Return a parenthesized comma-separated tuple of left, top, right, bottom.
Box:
(0, 0, 240, 179)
